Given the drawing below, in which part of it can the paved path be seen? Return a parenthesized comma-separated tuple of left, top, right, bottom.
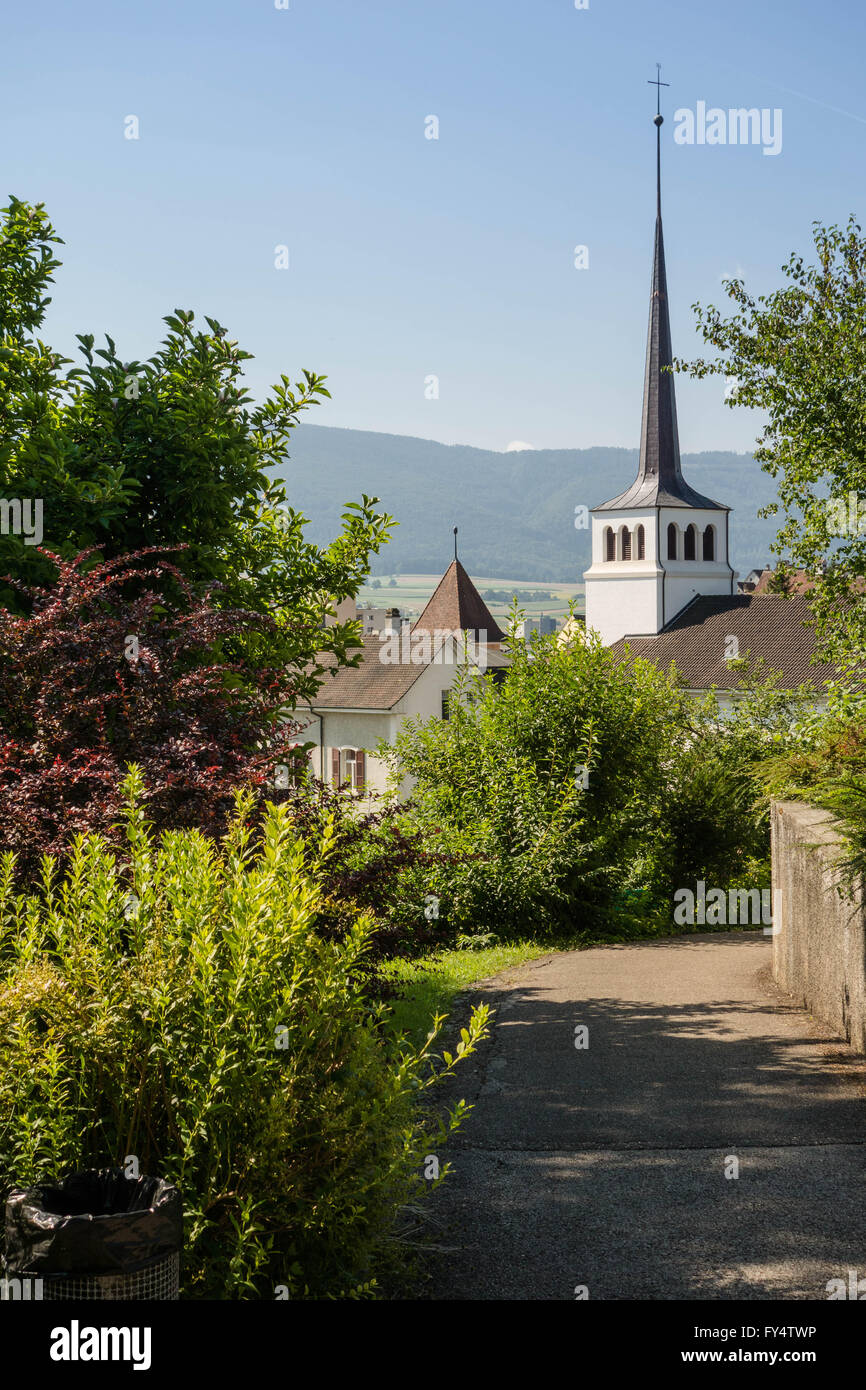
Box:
(425, 932, 866, 1300)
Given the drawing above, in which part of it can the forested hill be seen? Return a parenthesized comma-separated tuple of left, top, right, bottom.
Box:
(280, 425, 780, 583)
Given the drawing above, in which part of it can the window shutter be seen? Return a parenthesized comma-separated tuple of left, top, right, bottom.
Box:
(356, 749, 366, 790)
(331, 747, 341, 787)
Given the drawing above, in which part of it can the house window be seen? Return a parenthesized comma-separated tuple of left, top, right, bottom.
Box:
(703, 525, 715, 560)
(343, 748, 366, 791)
(331, 748, 366, 790)
(667, 523, 678, 560)
(604, 526, 615, 561)
(684, 524, 696, 560)
(441, 690, 451, 721)
(620, 526, 632, 561)
(636, 525, 645, 560)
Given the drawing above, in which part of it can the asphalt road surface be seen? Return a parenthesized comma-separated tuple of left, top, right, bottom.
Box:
(424, 931, 866, 1300)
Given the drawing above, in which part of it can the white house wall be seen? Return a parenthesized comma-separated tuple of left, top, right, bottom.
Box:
(293, 709, 396, 795)
(296, 646, 503, 804)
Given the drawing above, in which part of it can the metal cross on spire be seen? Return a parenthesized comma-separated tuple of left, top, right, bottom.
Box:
(647, 63, 669, 215)
(647, 62, 669, 116)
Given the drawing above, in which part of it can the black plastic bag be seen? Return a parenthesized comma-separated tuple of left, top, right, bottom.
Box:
(4, 1168, 182, 1276)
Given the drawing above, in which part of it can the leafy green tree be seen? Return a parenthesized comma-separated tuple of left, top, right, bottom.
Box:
(380, 625, 814, 938)
(381, 625, 700, 936)
(675, 216, 866, 669)
(0, 196, 393, 694)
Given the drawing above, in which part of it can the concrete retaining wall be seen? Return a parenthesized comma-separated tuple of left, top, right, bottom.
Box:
(771, 801, 866, 1054)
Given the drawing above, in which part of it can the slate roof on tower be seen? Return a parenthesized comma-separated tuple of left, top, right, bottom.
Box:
(595, 111, 726, 515)
(411, 559, 506, 643)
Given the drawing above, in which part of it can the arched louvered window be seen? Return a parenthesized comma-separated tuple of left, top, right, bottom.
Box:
(636, 525, 645, 560)
(620, 526, 631, 561)
(667, 523, 678, 560)
(684, 524, 696, 560)
(703, 525, 715, 561)
(604, 526, 615, 561)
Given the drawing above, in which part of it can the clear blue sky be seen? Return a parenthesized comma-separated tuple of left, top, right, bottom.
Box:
(4, 0, 864, 453)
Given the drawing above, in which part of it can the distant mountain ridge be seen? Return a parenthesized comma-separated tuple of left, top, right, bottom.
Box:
(280, 425, 780, 583)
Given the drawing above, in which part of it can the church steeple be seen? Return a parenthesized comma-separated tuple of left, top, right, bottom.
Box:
(583, 72, 736, 648)
(638, 108, 682, 493)
(597, 78, 724, 513)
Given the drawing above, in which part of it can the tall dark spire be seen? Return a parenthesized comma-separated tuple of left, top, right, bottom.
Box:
(638, 100, 683, 494)
(594, 72, 725, 513)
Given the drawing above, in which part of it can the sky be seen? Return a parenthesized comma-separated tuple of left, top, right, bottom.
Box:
(4, 0, 865, 455)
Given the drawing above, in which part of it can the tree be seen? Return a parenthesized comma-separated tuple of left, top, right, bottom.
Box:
(381, 625, 694, 936)
(381, 624, 809, 937)
(0, 547, 302, 878)
(675, 216, 866, 669)
(0, 196, 394, 695)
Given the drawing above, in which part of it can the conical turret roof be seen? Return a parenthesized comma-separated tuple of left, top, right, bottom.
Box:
(412, 559, 506, 642)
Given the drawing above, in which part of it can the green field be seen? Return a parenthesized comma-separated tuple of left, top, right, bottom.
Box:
(358, 574, 585, 624)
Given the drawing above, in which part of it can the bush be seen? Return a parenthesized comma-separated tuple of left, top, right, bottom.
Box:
(380, 630, 811, 940)
(0, 769, 487, 1298)
(0, 548, 302, 880)
(274, 779, 474, 968)
(648, 667, 819, 901)
(757, 683, 866, 888)
(380, 628, 689, 938)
